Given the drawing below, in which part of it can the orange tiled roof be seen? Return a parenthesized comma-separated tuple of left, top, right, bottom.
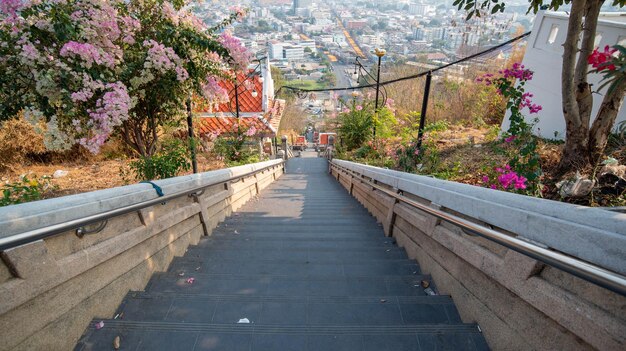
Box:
(194, 71, 264, 114)
(266, 99, 286, 132)
(196, 116, 275, 138)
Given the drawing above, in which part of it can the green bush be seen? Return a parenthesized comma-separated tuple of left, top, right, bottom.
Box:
(424, 120, 449, 133)
(129, 139, 191, 181)
(335, 96, 397, 151)
(1, 174, 55, 207)
(212, 126, 262, 166)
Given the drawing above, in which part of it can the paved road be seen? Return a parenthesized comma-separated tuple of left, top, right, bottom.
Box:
(331, 62, 353, 90)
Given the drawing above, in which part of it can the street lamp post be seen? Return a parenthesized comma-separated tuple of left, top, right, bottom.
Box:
(373, 48, 386, 138)
(232, 59, 264, 131)
(234, 76, 241, 134)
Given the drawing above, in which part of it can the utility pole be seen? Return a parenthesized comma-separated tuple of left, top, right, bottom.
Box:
(417, 71, 432, 150)
(373, 48, 386, 138)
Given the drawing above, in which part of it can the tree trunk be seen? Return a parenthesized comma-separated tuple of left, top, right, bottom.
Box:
(557, 0, 588, 173)
(560, 118, 591, 170)
(588, 81, 626, 163)
(575, 0, 603, 130)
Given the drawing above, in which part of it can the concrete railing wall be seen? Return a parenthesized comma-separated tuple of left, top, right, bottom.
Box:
(0, 159, 284, 351)
(330, 159, 626, 351)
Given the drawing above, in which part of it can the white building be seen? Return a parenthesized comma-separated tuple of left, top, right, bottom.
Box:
(318, 35, 334, 44)
(283, 45, 305, 60)
(409, 3, 427, 16)
(269, 41, 285, 59)
(502, 11, 626, 138)
(360, 35, 384, 46)
(298, 40, 316, 51)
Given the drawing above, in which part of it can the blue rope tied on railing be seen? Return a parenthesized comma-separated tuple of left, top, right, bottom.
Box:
(140, 181, 164, 197)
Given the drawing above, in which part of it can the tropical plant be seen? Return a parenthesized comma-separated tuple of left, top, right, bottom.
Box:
(334, 96, 396, 150)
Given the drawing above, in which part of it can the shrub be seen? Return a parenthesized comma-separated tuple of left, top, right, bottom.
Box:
(128, 139, 191, 181)
(1, 174, 55, 207)
(212, 126, 262, 166)
(0, 119, 46, 170)
(335, 96, 396, 151)
(478, 63, 543, 195)
(0, 1, 249, 156)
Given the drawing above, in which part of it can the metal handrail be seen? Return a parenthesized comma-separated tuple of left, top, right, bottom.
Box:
(0, 161, 284, 251)
(330, 162, 626, 296)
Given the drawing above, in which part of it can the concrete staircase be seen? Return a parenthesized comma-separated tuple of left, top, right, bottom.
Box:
(75, 154, 489, 350)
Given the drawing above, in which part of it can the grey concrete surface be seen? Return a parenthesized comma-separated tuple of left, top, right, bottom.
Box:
(75, 154, 488, 351)
(0, 161, 284, 351)
(330, 160, 626, 351)
(332, 159, 626, 276)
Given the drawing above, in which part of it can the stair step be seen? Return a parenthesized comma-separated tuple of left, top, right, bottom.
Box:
(195, 237, 398, 250)
(218, 220, 376, 229)
(166, 257, 421, 277)
(230, 209, 371, 217)
(208, 230, 386, 240)
(145, 273, 432, 297)
(183, 246, 408, 261)
(75, 320, 488, 351)
(74, 157, 490, 351)
(215, 222, 383, 232)
(116, 292, 461, 325)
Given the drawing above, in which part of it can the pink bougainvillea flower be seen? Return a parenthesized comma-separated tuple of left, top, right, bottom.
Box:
(219, 31, 251, 71)
(186, 277, 195, 284)
(588, 45, 618, 71)
(244, 126, 257, 137)
(95, 321, 104, 330)
(514, 175, 527, 190)
(482, 175, 489, 183)
(203, 75, 229, 103)
(504, 135, 516, 143)
(493, 165, 527, 190)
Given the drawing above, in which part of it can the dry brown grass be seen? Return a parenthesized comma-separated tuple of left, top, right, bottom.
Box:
(0, 152, 226, 200)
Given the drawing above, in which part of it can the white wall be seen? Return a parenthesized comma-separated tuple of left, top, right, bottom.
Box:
(502, 11, 626, 139)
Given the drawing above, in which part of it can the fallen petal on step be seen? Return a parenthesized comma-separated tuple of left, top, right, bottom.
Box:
(234, 230, 239, 234)
(95, 321, 104, 330)
(237, 318, 250, 324)
(380, 299, 387, 303)
(113, 336, 120, 350)
(178, 272, 185, 277)
(186, 277, 195, 284)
